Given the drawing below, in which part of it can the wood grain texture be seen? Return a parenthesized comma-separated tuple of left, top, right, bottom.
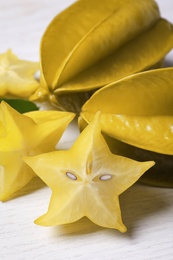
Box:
(0, 1, 173, 259)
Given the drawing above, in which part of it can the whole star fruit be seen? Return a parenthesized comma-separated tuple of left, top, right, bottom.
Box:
(0, 101, 75, 201)
(0, 49, 39, 97)
(23, 113, 154, 231)
(81, 67, 173, 155)
(31, 0, 173, 113)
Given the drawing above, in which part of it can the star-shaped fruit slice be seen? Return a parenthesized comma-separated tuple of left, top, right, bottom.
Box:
(0, 101, 75, 201)
(24, 113, 154, 232)
(0, 49, 39, 97)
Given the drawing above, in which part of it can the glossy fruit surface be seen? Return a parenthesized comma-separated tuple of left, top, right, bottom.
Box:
(32, 0, 173, 112)
(23, 113, 154, 231)
(41, 0, 160, 90)
(81, 68, 173, 155)
(54, 19, 173, 94)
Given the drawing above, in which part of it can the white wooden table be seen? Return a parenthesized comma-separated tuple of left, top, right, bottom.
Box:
(0, 1, 173, 259)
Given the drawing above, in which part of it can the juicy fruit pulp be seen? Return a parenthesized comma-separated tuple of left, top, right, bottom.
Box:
(23, 113, 154, 231)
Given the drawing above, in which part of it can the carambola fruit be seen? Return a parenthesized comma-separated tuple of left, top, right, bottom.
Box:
(0, 50, 39, 97)
(23, 113, 154, 231)
(32, 0, 173, 113)
(0, 102, 75, 201)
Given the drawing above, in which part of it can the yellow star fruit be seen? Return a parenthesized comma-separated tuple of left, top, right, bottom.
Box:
(0, 49, 39, 97)
(81, 67, 173, 187)
(31, 0, 173, 113)
(23, 113, 154, 231)
(81, 67, 173, 155)
(0, 102, 75, 201)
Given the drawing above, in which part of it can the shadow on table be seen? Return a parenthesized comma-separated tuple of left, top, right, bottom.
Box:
(4, 177, 46, 201)
(54, 217, 104, 237)
(120, 183, 172, 236)
(164, 58, 173, 67)
(52, 183, 172, 237)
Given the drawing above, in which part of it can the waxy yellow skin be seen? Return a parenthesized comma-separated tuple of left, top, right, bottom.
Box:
(81, 68, 173, 155)
(32, 0, 173, 113)
(0, 102, 75, 201)
(0, 50, 39, 97)
(80, 67, 173, 187)
(41, 0, 160, 89)
(24, 114, 154, 231)
(54, 19, 172, 95)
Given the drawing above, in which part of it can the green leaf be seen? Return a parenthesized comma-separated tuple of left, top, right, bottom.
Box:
(0, 99, 39, 113)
